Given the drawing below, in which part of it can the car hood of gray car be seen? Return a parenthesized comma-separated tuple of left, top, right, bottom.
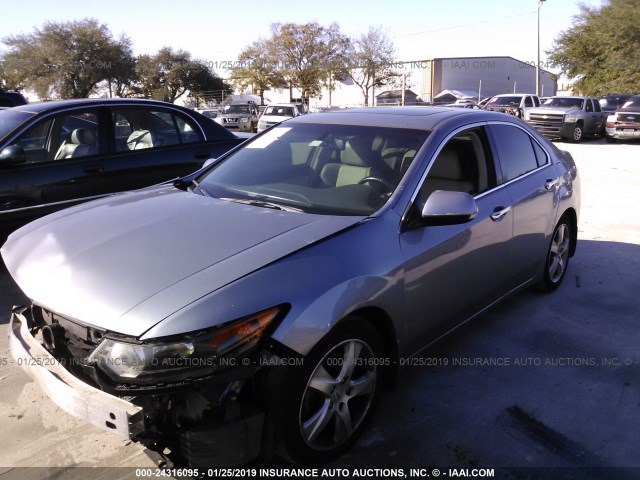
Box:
(1, 185, 364, 337)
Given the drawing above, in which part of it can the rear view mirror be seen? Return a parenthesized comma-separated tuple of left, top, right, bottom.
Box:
(0, 145, 27, 166)
(421, 190, 478, 226)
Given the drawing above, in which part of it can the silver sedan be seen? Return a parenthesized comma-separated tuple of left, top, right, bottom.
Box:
(2, 107, 580, 466)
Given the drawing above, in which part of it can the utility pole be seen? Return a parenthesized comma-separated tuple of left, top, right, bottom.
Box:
(537, 0, 547, 97)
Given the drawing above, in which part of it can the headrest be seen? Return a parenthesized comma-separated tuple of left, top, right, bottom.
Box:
(71, 128, 98, 145)
(430, 145, 465, 180)
(341, 137, 375, 167)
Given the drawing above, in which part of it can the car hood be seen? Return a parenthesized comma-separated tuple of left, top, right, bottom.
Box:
(531, 107, 576, 114)
(261, 115, 292, 122)
(1, 185, 364, 337)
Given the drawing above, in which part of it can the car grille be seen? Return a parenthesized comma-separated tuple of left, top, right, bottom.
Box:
(528, 113, 565, 124)
(617, 113, 640, 124)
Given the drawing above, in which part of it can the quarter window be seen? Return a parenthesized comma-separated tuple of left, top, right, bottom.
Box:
(490, 125, 540, 182)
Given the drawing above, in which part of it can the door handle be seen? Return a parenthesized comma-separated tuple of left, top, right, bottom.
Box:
(545, 178, 559, 190)
(491, 206, 511, 221)
(194, 151, 211, 159)
(83, 165, 104, 173)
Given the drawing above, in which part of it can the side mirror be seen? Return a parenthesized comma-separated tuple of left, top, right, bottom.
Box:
(421, 190, 478, 226)
(0, 145, 27, 166)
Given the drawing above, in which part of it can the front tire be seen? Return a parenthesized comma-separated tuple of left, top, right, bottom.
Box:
(539, 216, 572, 292)
(570, 124, 583, 143)
(269, 319, 383, 464)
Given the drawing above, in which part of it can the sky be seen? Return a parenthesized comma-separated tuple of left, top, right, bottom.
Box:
(0, 0, 606, 76)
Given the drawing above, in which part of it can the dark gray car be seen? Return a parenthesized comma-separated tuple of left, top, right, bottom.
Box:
(2, 107, 580, 467)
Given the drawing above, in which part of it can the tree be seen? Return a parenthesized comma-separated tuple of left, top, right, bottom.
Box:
(133, 47, 228, 103)
(548, 0, 640, 95)
(229, 39, 287, 105)
(1, 18, 134, 99)
(347, 27, 397, 106)
(269, 22, 350, 102)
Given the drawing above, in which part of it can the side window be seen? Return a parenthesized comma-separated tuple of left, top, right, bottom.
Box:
(112, 108, 203, 153)
(524, 96, 533, 108)
(11, 110, 99, 163)
(593, 100, 602, 112)
(417, 127, 496, 208)
(533, 96, 541, 107)
(490, 124, 540, 182)
(585, 100, 593, 112)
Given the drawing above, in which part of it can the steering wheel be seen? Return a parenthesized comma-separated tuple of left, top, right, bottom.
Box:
(357, 176, 393, 192)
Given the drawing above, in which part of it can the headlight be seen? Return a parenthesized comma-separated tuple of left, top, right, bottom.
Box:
(565, 114, 578, 123)
(241, 117, 249, 123)
(87, 306, 284, 384)
(524, 111, 531, 121)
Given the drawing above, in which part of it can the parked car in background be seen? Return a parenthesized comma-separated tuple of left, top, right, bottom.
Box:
(195, 108, 221, 120)
(4, 107, 579, 467)
(257, 102, 305, 132)
(0, 89, 28, 108)
(599, 93, 635, 113)
(0, 98, 244, 234)
(444, 99, 477, 108)
(482, 94, 540, 118)
(604, 94, 640, 143)
(215, 101, 260, 133)
(525, 96, 607, 142)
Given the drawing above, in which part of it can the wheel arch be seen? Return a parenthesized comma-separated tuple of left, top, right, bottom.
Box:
(339, 306, 399, 390)
(560, 207, 578, 257)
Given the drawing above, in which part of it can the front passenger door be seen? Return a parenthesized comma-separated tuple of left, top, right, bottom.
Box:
(399, 127, 514, 352)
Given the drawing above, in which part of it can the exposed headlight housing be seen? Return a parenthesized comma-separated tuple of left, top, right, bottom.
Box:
(87, 306, 285, 384)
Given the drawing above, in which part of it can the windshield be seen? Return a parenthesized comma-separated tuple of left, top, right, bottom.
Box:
(0, 110, 35, 140)
(264, 106, 295, 117)
(621, 96, 640, 109)
(542, 97, 585, 109)
(487, 96, 521, 107)
(197, 123, 429, 216)
(226, 105, 251, 114)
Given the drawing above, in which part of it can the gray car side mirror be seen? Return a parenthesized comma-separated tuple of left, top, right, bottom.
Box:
(421, 190, 478, 226)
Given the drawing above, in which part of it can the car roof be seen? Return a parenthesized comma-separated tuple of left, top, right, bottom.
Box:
(9, 98, 183, 114)
(288, 106, 514, 130)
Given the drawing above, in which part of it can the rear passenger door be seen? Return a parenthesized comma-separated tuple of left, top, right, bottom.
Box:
(106, 106, 210, 192)
(487, 123, 558, 286)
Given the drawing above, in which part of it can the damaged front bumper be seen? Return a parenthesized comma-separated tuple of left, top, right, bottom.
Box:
(9, 310, 145, 438)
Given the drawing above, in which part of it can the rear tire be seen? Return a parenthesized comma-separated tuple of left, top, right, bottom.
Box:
(539, 216, 572, 292)
(267, 318, 384, 464)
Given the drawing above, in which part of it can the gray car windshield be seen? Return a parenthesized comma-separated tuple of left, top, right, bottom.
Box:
(0, 110, 35, 139)
(198, 123, 429, 215)
(543, 98, 585, 109)
(226, 105, 250, 114)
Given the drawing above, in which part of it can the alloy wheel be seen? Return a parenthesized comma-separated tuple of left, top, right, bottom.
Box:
(299, 339, 377, 451)
(548, 223, 570, 284)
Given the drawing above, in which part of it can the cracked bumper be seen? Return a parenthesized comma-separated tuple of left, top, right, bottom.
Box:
(8, 312, 145, 438)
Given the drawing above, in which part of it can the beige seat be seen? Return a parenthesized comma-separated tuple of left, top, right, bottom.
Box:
(126, 130, 156, 150)
(421, 143, 476, 200)
(54, 128, 98, 160)
(320, 137, 389, 187)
